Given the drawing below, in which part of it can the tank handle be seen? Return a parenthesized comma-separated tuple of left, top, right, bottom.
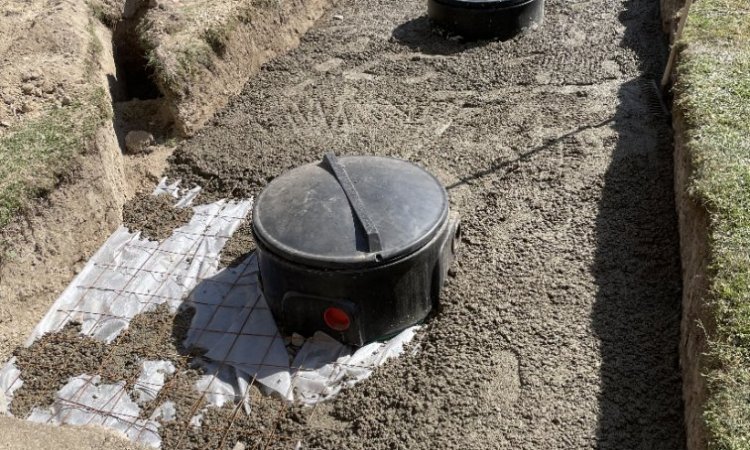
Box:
(322, 153, 383, 253)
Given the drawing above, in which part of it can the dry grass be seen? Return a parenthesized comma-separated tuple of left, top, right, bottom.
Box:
(138, 0, 283, 96)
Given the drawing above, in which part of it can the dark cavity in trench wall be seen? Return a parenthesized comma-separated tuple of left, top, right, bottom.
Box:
(111, 0, 162, 101)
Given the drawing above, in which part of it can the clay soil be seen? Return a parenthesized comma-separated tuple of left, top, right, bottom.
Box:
(159, 0, 686, 448)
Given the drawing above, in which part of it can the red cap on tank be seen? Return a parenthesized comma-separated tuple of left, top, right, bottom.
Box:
(323, 307, 351, 331)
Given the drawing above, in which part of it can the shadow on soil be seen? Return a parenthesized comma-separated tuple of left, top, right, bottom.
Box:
(446, 117, 615, 190)
(392, 16, 486, 55)
(591, 0, 685, 448)
(170, 253, 347, 384)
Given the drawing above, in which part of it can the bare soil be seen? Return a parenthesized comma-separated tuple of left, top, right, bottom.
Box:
(0, 415, 146, 450)
(158, 385, 292, 450)
(0, 0, 327, 447)
(0, 0, 91, 129)
(0, 3, 169, 367)
(122, 193, 195, 241)
(160, 0, 686, 448)
(10, 304, 194, 419)
(673, 109, 711, 450)
(218, 218, 255, 268)
(138, 0, 332, 135)
(2, 0, 687, 447)
(11, 322, 110, 419)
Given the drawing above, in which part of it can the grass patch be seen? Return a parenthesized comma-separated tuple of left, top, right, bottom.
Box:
(138, 0, 286, 98)
(88, 0, 122, 28)
(0, 15, 111, 230)
(0, 88, 111, 228)
(675, 0, 750, 448)
(142, 40, 214, 96)
(203, 25, 232, 56)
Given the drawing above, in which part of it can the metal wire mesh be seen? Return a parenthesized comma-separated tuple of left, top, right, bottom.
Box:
(0, 193, 395, 449)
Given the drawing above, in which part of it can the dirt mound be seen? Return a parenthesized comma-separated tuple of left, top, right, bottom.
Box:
(137, 0, 332, 135)
(0, 0, 94, 130)
(122, 193, 195, 241)
(218, 219, 255, 268)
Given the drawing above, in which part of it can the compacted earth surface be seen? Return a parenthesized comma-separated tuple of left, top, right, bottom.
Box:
(4, 0, 684, 448)
(151, 0, 686, 448)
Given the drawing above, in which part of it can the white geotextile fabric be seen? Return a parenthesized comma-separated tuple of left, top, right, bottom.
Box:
(26, 180, 240, 344)
(0, 179, 418, 448)
(134, 361, 176, 404)
(27, 375, 162, 447)
(184, 257, 419, 404)
(0, 358, 21, 415)
(289, 328, 419, 404)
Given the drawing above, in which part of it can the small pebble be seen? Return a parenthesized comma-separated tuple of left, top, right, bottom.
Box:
(291, 333, 305, 347)
(21, 71, 40, 81)
(125, 130, 155, 154)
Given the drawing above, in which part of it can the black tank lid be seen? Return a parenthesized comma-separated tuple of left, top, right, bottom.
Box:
(252, 155, 449, 269)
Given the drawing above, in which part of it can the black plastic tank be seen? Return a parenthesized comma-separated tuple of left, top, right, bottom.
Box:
(252, 154, 460, 346)
(428, 0, 545, 40)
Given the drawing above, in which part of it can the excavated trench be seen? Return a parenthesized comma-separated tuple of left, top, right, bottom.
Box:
(0, 0, 173, 364)
(111, 15, 161, 102)
(0, 0, 690, 448)
(106, 0, 175, 151)
(158, 0, 687, 448)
